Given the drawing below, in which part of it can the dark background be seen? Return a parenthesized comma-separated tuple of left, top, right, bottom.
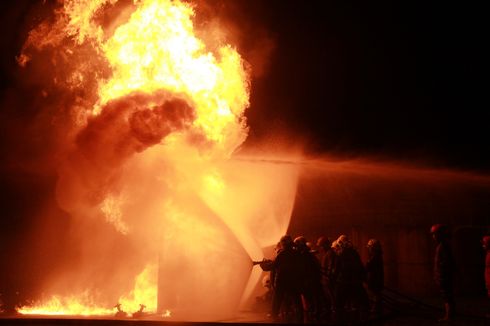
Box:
(0, 0, 488, 311)
(237, 1, 488, 171)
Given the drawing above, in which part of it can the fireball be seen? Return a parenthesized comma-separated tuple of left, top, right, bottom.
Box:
(17, 0, 298, 319)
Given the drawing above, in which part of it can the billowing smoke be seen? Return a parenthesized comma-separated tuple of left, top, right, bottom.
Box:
(57, 93, 195, 213)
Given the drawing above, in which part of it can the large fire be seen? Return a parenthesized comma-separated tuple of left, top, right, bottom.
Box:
(16, 0, 298, 320)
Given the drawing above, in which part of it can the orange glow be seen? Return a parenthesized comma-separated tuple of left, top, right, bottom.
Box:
(119, 264, 157, 313)
(18, 265, 159, 317)
(98, 0, 249, 152)
(16, 0, 298, 320)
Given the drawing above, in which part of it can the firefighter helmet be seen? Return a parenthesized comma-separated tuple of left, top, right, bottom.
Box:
(430, 224, 448, 234)
(280, 235, 293, 248)
(367, 238, 380, 248)
(317, 236, 331, 250)
(482, 235, 490, 249)
(336, 234, 351, 249)
(294, 236, 307, 246)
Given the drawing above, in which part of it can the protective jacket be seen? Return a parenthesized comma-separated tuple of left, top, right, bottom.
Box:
(434, 241, 454, 287)
(366, 253, 384, 292)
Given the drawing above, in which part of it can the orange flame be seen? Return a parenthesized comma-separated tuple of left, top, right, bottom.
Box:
(17, 291, 113, 316)
(18, 265, 158, 316)
(119, 264, 158, 313)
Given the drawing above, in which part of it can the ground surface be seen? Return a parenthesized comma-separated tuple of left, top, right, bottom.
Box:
(1, 295, 489, 325)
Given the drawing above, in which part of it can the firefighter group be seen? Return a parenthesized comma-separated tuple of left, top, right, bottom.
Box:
(254, 225, 490, 324)
(255, 234, 381, 324)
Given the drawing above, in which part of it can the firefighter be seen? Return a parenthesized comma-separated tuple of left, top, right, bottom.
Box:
(482, 236, 490, 299)
(259, 235, 304, 322)
(331, 235, 369, 324)
(365, 238, 384, 317)
(294, 235, 324, 322)
(316, 236, 336, 322)
(431, 224, 455, 322)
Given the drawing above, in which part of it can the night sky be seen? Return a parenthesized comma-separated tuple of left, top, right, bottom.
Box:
(240, 1, 488, 171)
(0, 0, 488, 310)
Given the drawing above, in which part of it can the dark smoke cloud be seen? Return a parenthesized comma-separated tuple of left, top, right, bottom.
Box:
(57, 93, 195, 211)
(78, 94, 195, 163)
(129, 98, 195, 146)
